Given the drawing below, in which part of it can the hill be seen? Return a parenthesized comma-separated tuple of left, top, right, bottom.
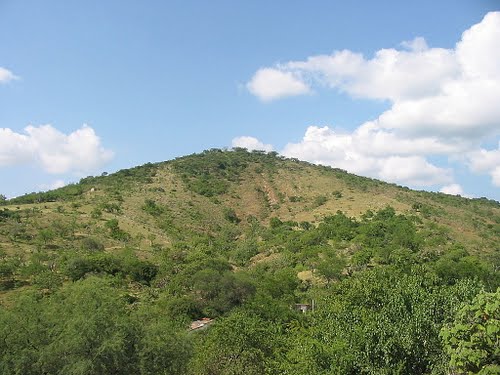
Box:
(3, 148, 498, 255)
(1, 149, 499, 374)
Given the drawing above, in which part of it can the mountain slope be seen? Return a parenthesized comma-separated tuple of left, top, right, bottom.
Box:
(4, 148, 497, 256)
(0, 149, 499, 374)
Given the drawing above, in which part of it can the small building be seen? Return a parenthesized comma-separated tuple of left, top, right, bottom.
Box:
(295, 303, 312, 313)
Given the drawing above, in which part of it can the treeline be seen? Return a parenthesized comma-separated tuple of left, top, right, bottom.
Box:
(4, 162, 158, 205)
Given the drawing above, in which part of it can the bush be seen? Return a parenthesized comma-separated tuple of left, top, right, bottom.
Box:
(313, 195, 328, 208)
(81, 237, 105, 252)
(223, 208, 240, 224)
(142, 199, 165, 216)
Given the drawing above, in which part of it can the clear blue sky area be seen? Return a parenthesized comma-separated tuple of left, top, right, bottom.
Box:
(1, 1, 499, 200)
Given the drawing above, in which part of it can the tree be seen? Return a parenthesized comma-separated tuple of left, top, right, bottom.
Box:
(135, 308, 192, 375)
(0, 292, 48, 374)
(40, 277, 138, 374)
(316, 251, 346, 283)
(0, 256, 20, 291)
(105, 218, 130, 241)
(441, 288, 500, 374)
(36, 228, 55, 248)
(310, 269, 481, 374)
(189, 310, 278, 375)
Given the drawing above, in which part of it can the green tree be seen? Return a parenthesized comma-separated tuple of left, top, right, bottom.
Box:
(135, 308, 192, 375)
(0, 292, 48, 374)
(189, 310, 278, 375)
(0, 257, 20, 290)
(316, 249, 346, 283)
(40, 277, 138, 374)
(36, 228, 55, 248)
(105, 218, 130, 241)
(441, 288, 500, 374)
(310, 269, 481, 374)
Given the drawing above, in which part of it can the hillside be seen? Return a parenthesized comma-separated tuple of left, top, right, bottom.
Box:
(1, 149, 499, 374)
(3, 148, 498, 256)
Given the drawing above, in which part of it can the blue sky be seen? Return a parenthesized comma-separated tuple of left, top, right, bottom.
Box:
(1, 1, 499, 200)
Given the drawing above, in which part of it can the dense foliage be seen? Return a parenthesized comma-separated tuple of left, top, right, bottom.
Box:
(441, 289, 500, 374)
(1, 150, 499, 374)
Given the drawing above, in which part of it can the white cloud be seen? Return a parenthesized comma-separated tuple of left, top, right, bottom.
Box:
(0, 124, 114, 174)
(246, 11, 500, 193)
(374, 78, 500, 138)
(280, 125, 453, 187)
(247, 12, 500, 140)
(231, 136, 274, 152)
(51, 180, 66, 189)
(440, 184, 466, 196)
(0, 128, 34, 166)
(456, 12, 500, 80)
(246, 68, 311, 101)
(378, 156, 452, 186)
(467, 144, 500, 173)
(467, 143, 500, 187)
(400, 36, 428, 52)
(492, 166, 500, 187)
(353, 122, 470, 157)
(0, 67, 17, 83)
(39, 179, 66, 191)
(285, 42, 459, 102)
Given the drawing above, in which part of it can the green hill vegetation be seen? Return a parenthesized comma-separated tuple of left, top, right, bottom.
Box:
(1, 148, 499, 374)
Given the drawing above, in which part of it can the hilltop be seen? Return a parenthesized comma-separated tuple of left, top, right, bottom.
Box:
(1, 149, 499, 374)
(2, 148, 499, 256)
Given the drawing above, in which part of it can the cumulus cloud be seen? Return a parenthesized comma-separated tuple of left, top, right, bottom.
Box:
(440, 184, 466, 196)
(247, 12, 500, 139)
(281, 126, 453, 187)
(245, 12, 500, 191)
(246, 68, 311, 101)
(0, 124, 114, 174)
(231, 136, 274, 152)
(467, 144, 500, 173)
(353, 122, 470, 157)
(0, 128, 34, 166)
(39, 180, 66, 191)
(378, 156, 452, 186)
(467, 143, 500, 187)
(285, 42, 459, 102)
(492, 167, 500, 187)
(0, 67, 17, 83)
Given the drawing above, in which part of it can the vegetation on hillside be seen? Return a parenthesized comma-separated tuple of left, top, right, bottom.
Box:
(1, 149, 499, 374)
